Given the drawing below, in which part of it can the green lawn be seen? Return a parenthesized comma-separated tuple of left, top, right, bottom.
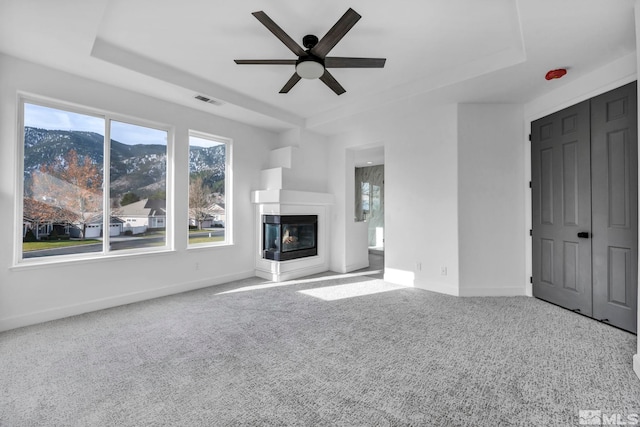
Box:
(188, 228, 224, 244)
(23, 231, 222, 251)
(188, 235, 224, 244)
(23, 239, 101, 252)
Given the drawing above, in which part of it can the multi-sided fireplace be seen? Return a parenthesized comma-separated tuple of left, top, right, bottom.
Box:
(262, 215, 317, 261)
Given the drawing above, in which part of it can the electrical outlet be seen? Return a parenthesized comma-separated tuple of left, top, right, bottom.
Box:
(440, 266, 447, 276)
(195, 262, 200, 271)
(416, 262, 422, 271)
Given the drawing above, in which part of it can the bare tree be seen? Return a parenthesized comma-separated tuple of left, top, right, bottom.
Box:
(189, 176, 211, 230)
(31, 149, 102, 239)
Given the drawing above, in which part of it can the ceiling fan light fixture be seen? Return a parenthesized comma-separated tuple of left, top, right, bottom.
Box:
(235, 9, 385, 94)
(296, 57, 324, 79)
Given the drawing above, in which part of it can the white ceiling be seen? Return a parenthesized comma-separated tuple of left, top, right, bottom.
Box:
(0, 0, 635, 134)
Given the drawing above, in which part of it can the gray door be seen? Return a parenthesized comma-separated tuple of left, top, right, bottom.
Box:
(531, 100, 593, 316)
(591, 82, 638, 333)
(531, 81, 638, 333)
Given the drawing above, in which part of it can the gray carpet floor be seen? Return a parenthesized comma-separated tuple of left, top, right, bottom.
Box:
(1, 267, 639, 426)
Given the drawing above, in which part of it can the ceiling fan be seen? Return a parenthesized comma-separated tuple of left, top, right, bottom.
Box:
(234, 8, 386, 95)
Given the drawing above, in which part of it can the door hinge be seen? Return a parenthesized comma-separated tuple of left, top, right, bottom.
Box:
(528, 134, 532, 141)
(529, 229, 532, 236)
(529, 181, 532, 188)
(530, 276, 533, 283)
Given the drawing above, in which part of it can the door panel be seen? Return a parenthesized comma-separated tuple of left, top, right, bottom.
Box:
(608, 246, 631, 305)
(540, 238, 554, 284)
(563, 241, 578, 291)
(532, 100, 592, 315)
(540, 148, 554, 224)
(562, 142, 579, 226)
(591, 81, 638, 333)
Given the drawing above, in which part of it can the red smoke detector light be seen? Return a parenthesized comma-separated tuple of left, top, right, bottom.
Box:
(545, 69, 567, 80)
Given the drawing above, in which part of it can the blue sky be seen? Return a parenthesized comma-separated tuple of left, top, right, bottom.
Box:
(111, 120, 167, 146)
(189, 135, 223, 148)
(24, 103, 167, 146)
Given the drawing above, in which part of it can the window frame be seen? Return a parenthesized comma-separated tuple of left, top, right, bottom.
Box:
(16, 94, 174, 266)
(187, 129, 233, 249)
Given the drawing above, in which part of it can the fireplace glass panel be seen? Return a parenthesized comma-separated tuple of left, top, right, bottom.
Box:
(282, 224, 315, 252)
(264, 223, 281, 253)
(262, 215, 317, 261)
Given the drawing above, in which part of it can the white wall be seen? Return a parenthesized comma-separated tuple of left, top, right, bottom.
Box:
(524, 53, 637, 122)
(457, 104, 526, 296)
(272, 128, 330, 194)
(328, 105, 461, 295)
(327, 144, 359, 273)
(328, 102, 529, 297)
(0, 54, 279, 331)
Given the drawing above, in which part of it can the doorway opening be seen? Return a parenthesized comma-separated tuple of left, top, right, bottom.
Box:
(354, 146, 385, 274)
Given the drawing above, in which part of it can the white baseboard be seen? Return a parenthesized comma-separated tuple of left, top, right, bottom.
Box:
(458, 286, 527, 297)
(384, 269, 460, 297)
(0, 270, 255, 332)
(634, 354, 640, 381)
(255, 264, 329, 282)
(383, 268, 415, 287)
(344, 261, 369, 273)
(412, 280, 460, 297)
(525, 282, 533, 297)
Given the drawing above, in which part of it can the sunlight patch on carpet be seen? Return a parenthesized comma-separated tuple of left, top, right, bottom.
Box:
(215, 270, 384, 295)
(298, 280, 405, 301)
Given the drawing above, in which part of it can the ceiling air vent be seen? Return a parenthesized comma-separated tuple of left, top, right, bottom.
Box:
(194, 95, 224, 106)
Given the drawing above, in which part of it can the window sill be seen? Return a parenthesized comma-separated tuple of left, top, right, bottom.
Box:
(186, 241, 234, 251)
(11, 247, 176, 271)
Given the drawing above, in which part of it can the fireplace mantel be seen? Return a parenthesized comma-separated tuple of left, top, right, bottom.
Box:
(251, 142, 334, 282)
(251, 189, 333, 282)
(251, 189, 334, 206)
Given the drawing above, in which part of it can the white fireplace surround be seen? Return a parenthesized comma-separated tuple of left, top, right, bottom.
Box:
(252, 189, 333, 282)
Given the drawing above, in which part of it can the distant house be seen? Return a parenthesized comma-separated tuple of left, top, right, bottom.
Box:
(188, 202, 225, 228)
(23, 198, 126, 240)
(79, 214, 125, 238)
(117, 198, 166, 234)
(22, 197, 75, 240)
(209, 203, 225, 227)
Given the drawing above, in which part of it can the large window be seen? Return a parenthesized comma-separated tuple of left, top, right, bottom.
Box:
(188, 131, 231, 246)
(110, 120, 168, 252)
(21, 99, 169, 261)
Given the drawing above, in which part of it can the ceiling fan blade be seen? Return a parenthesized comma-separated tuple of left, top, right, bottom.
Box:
(280, 73, 302, 93)
(235, 59, 297, 65)
(311, 8, 361, 59)
(319, 70, 346, 95)
(252, 11, 307, 57)
(325, 57, 386, 68)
